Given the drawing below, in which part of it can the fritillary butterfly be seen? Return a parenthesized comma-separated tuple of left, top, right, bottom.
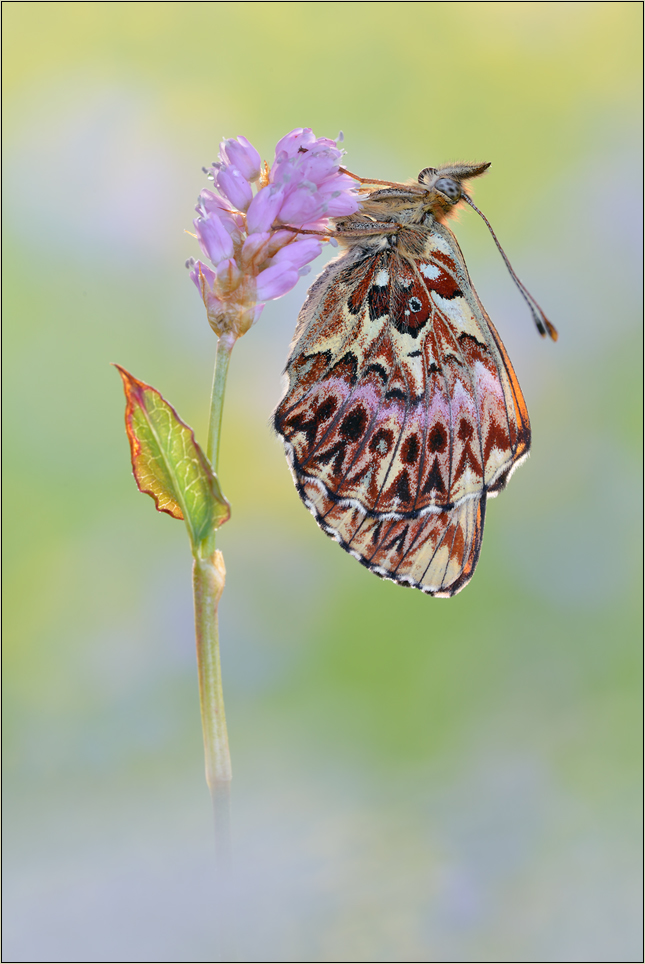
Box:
(274, 162, 556, 596)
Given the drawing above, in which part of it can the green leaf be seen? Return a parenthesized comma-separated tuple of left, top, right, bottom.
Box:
(115, 365, 230, 545)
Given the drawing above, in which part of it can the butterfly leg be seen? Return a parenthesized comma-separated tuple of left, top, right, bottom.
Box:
(334, 220, 402, 240)
(271, 224, 334, 238)
(276, 219, 403, 242)
(338, 167, 413, 191)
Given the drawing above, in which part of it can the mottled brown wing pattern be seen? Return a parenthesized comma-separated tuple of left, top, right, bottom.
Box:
(274, 223, 530, 596)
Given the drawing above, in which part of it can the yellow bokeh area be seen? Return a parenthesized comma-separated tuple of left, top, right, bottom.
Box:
(3, 3, 642, 961)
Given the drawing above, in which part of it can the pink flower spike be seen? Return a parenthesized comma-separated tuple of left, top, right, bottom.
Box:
(256, 263, 299, 302)
(216, 167, 253, 212)
(194, 215, 234, 266)
(246, 186, 284, 234)
(273, 237, 323, 270)
(220, 136, 262, 181)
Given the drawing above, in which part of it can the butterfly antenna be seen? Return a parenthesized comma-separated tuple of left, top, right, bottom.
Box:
(462, 194, 558, 341)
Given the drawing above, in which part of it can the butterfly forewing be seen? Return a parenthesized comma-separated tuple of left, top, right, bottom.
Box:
(275, 200, 530, 596)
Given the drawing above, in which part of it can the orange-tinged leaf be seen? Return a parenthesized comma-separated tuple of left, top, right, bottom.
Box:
(115, 365, 230, 544)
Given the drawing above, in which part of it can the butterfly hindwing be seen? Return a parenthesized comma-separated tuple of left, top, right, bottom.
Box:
(274, 219, 530, 596)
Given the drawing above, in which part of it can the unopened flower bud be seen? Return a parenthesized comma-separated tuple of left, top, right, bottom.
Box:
(216, 167, 253, 212)
(194, 215, 234, 266)
(256, 263, 299, 301)
(189, 259, 216, 294)
(197, 190, 244, 240)
(246, 186, 284, 234)
(220, 136, 262, 182)
(274, 128, 318, 159)
(325, 193, 361, 217)
(273, 237, 323, 269)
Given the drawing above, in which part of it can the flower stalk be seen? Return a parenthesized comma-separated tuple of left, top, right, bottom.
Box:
(193, 547, 229, 788)
(114, 126, 360, 960)
(193, 330, 235, 822)
(207, 332, 236, 471)
(185, 130, 359, 823)
(118, 128, 360, 850)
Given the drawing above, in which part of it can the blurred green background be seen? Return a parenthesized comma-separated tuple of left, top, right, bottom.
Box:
(3, 3, 642, 961)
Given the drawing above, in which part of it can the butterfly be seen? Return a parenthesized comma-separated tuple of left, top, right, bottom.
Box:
(273, 162, 557, 596)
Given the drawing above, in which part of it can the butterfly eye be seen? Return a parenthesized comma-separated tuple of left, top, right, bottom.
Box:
(435, 177, 462, 201)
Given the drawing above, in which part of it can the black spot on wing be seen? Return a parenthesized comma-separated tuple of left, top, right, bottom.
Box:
(384, 388, 408, 403)
(368, 285, 389, 320)
(383, 526, 408, 554)
(395, 471, 412, 503)
(458, 331, 489, 352)
(283, 395, 339, 446)
(340, 407, 368, 441)
(402, 434, 420, 464)
(329, 352, 359, 385)
(422, 457, 446, 494)
(428, 424, 448, 453)
(369, 428, 395, 455)
(364, 363, 388, 384)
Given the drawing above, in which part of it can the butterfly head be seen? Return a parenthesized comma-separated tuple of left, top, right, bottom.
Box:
(417, 162, 490, 220)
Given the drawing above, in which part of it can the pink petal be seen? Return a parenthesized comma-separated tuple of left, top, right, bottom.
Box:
(194, 215, 234, 265)
(220, 136, 262, 181)
(216, 167, 254, 212)
(256, 263, 299, 301)
(246, 186, 285, 234)
(273, 237, 323, 269)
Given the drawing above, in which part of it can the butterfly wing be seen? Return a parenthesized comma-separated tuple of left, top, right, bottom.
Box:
(274, 222, 530, 596)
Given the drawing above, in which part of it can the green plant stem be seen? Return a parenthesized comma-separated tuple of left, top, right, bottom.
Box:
(193, 545, 235, 960)
(207, 331, 236, 469)
(194, 331, 236, 849)
(193, 550, 230, 789)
